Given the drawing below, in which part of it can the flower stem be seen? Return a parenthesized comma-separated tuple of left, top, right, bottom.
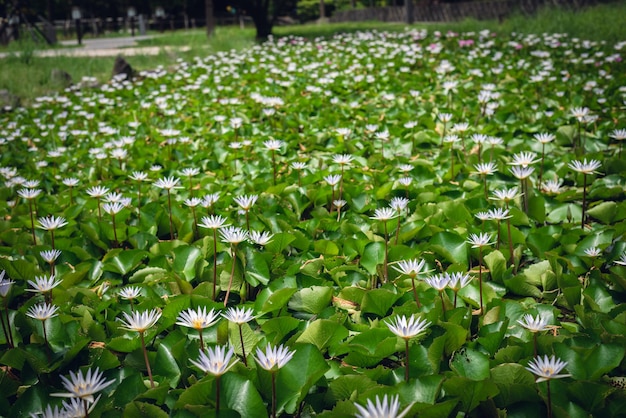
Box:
(50, 231, 56, 251)
(272, 149, 277, 185)
(478, 246, 484, 314)
(140, 332, 155, 388)
(136, 186, 142, 221)
(394, 215, 401, 245)
(450, 145, 455, 178)
(97, 198, 102, 223)
(383, 221, 389, 283)
(522, 178, 529, 214)
(411, 276, 421, 308)
(216, 376, 221, 413)
(199, 330, 205, 352)
(581, 174, 587, 229)
(29, 200, 36, 245)
(224, 244, 237, 307)
(212, 229, 218, 301)
(191, 206, 198, 241)
(339, 166, 345, 202)
(496, 220, 501, 250)
(271, 371, 277, 418)
(539, 144, 545, 185)
(111, 213, 118, 248)
(546, 380, 553, 418)
(404, 338, 410, 382)
(483, 175, 488, 201)
(506, 217, 514, 270)
(42, 319, 51, 363)
(167, 190, 174, 240)
(1, 305, 13, 348)
(440, 291, 447, 321)
(238, 323, 247, 366)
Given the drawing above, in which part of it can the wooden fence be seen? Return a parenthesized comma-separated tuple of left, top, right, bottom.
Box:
(330, 0, 599, 23)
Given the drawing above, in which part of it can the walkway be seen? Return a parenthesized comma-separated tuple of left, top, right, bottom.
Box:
(0, 35, 190, 58)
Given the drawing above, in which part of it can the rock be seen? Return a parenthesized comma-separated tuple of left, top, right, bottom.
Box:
(0, 89, 20, 112)
(112, 55, 133, 80)
(50, 68, 72, 87)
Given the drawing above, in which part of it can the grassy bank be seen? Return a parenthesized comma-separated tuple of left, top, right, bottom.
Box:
(1, 2, 625, 105)
(421, 2, 626, 44)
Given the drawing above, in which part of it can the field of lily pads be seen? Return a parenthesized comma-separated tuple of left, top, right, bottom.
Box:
(1, 27, 626, 417)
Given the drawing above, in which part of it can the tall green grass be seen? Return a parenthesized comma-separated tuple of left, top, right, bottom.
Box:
(421, 2, 626, 44)
(1, 2, 624, 104)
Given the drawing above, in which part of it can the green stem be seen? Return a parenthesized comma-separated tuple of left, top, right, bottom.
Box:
(483, 175, 488, 201)
(546, 380, 552, 418)
(140, 332, 155, 388)
(29, 200, 36, 245)
(216, 376, 221, 413)
(111, 213, 118, 247)
(394, 214, 401, 245)
(339, 166, 345, 202)
(137, 186, 142, 221)
(411, 276, 421, 308)
(440, 291, 447, 321)
(478, 246, 484, 314)
(271, 372, 277, 418)
(404, 338, 410, 382)
(507, 217, 514, 270)
(383, 221, 389, 283)
(213, 229, 218, 301)
(167, 190, 174, 240)
(238, 323, 247, 366)
(224, 244, 237, 307)
(191, 206, 198, 241)
(42, 319, 51, 363)
(0, 306, 12, 348)
(581, 174, 587, 229)
(272, 150, 277, 185)
(450, 145, 455, 178)
(539, 144, 545, 185)
(496, 220, 501, 250)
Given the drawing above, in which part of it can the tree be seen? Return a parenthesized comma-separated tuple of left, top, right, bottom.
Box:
(205, 0, 215, 36)
(234, 0, 294, 40)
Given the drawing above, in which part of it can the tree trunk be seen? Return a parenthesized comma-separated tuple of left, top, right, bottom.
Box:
(252, 9, 272, 40)
(46, 0, 53, 21)
(205, 0, 215, 37)
(320, 0, 326, 18)
(405, 0, 413, 24)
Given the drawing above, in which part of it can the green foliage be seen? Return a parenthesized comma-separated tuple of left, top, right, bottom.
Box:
(0, 14, 625, 418)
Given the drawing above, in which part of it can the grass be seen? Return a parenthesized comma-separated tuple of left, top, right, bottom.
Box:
(1, 2, 624, 104)
(418, 2, 626, 44)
